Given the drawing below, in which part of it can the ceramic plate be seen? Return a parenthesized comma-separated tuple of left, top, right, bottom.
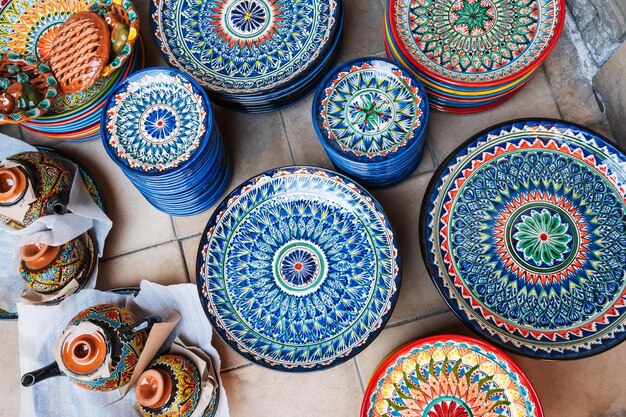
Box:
(422, 119, 626, 359)
(102, 68, 210, 174)
(196, 166, 401, 371)
(151, 0, 340, 94)
(0, 0, 122, 113)
(361, 335, 543, 417)
(314, 58, 428, 162)
(388, 0, 564, 87)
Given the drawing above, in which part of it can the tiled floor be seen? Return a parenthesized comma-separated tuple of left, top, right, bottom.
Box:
(1, 1, 624, 416)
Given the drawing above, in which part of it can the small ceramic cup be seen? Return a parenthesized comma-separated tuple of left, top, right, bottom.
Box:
(19, 233, 95, 294)
(137, 354, 201, 417)
(22, 304, 160, 391)
(0, 166, 28, 205)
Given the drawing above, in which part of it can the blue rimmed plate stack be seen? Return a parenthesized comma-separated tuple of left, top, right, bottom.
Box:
(101, 68, 231, 216)
(313, 58, 429, 187)
(150, 0, 344, 113)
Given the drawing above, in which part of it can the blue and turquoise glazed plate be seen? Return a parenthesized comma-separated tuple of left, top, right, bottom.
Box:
(421, 119, 626, 359)
(196, 166, 401, 371)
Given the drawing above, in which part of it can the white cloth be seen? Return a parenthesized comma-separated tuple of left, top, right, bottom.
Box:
(0, 136, 112, 312)
(18, 281, 230, 417)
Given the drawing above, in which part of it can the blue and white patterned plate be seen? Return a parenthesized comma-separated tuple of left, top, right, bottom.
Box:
(196, 166, 401, 371)
(422, 119, 626, 359)
(151, 0, 340, 95)
(102, 68, 210, 174)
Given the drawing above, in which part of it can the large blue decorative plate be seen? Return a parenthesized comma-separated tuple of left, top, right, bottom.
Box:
(422, 119, 626, 359)
(102, 68, 210, 174)
(196, 166, 401, 371)
(151, 0, 340, 94)
(314, 58, 428, 162)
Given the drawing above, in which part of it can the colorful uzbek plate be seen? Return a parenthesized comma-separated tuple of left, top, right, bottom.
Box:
(196, 166, 401, 371)
(313, 57, 429, 187)
(151, 0, 342, 110)
(361, 335, 543, 417)
(422, 119, 626, 359)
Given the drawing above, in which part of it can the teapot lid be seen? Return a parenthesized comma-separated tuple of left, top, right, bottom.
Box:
(61, 330, 107, 375)
(20, 243, 60, 270)
(137, 369, 172, 409)
(0, 166, 27, 204)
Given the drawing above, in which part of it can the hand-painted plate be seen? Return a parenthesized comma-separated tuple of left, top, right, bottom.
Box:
(388, 0, 565, 87)
(101, 68, 210, 174)
(0, 0, 121, 113)
(314, 58, 428, 163)
(361, 335, 543, 417)
(196, 166, 401, 371)
(151, 0, 340, 94)
(422, 119, 626, 359)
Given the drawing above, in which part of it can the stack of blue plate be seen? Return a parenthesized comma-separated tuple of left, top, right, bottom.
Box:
(100, 68, 231, 216)
(151, 0, 344, 113)
(313, 58, 429, 187)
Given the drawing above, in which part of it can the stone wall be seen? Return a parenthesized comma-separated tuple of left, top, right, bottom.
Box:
(567, 0, 626, 65)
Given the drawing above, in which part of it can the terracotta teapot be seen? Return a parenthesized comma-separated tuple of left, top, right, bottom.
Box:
(21, 304, 160, 391)
(0, 151, 74, 230)
(137, 354, 201, 417)
(19, 232, 95, 294)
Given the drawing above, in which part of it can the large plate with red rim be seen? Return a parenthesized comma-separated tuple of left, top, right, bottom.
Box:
(361, 335, 543, 417)
(421, 119, 626, 359)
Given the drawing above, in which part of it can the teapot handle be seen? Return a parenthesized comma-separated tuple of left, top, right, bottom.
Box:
(21, 361, 63, 387)
(120, 315, 161, 341)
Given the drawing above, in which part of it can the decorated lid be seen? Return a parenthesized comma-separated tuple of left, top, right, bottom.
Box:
(422, 119, 626, 359)
(314, 58, 429, 162)
(361, 335, 543, 417)
(388, 0, 565, 86)
(151, 0, 340, 94)
(197, 166, 400, 371)
(101, 68, 210, 174)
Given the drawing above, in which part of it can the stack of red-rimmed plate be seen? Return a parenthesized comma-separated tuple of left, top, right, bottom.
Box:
(0, 0, 144, 141)
(384, 0, 565, 113)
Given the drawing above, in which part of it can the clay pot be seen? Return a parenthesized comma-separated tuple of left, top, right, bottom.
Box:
(0, 166, 27, 205)
(22, 304, 160, 391)
(137, 354, 201, 417)
(19, 233, 94, 294)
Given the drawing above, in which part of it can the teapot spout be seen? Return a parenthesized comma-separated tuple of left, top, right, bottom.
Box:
(21, 361, 62, 387)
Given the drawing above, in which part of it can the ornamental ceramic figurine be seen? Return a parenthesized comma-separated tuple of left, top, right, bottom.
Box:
(0, 151, 74, 229)
(21, 304, 160, 391)
(19, 232, 95, 294)
(136, 354, 202, 417)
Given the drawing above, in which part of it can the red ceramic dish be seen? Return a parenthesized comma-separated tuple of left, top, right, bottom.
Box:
(361, 335, 544, 417)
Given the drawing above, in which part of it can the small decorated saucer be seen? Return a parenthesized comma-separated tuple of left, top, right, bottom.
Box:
(361, 335, 543, 417)
(196, 166, 401, 371)
(422, 119, 626, 359)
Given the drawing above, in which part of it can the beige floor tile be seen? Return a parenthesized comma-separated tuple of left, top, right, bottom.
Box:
(96, 241, 187, 290)
(221, 360, 363, 417)
(181, 234, 202, 283)
(0, 322, 20, 417)
(338, 0, 386, 61)
(428, 68, 562, 165)
(514, 343, 626, 417)
(280, 95, 334, 170)
(172, 110, 294, 238)
(355, 312, 465, 382)
(26, 139, 177, 258)
(369, 173, 449, 325)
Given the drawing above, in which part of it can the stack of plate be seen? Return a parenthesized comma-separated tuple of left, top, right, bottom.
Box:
(0, 0, 144, 141)
(151, 0, 344, 113)
(384, 0, 565, 113)
(101, 68, 231, 216)
(313, 58, 429, 187)
(422, 118, 626, 359)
